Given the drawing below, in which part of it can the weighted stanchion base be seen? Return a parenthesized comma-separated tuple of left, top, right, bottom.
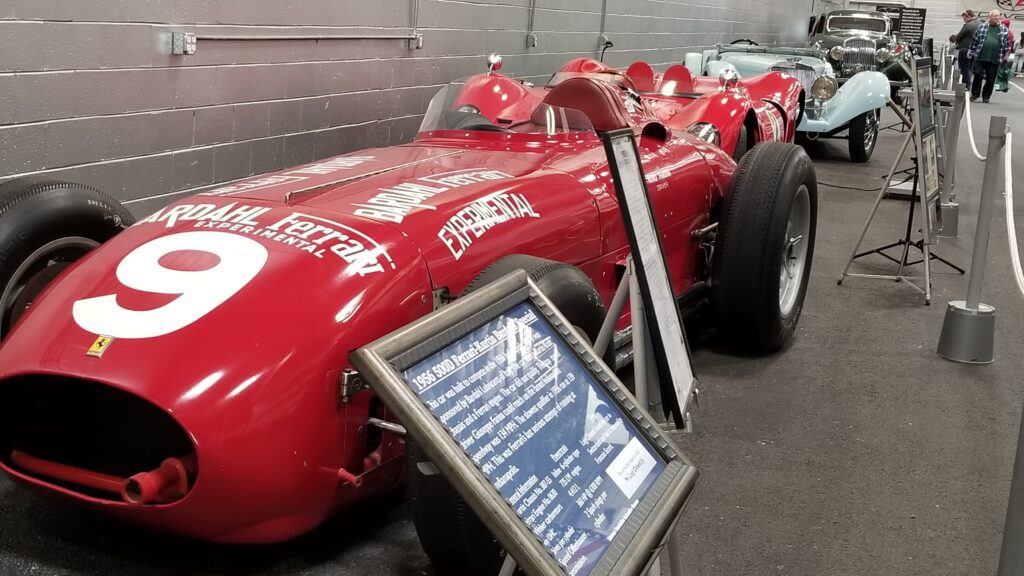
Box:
(938, 202, 959, 238)
(936, 301, 996, 363)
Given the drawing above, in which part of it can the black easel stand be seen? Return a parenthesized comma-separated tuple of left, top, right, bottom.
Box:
(851, 158, 966, 276)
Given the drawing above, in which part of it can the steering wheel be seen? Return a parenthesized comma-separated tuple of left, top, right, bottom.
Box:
(730, 39, 759, 46)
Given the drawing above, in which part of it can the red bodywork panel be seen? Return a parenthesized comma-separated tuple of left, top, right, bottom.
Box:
(0, 60, 796, 543)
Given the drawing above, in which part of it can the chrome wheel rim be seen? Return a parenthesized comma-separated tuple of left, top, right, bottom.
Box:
(863, 109, 878, 154)
(0, 236, 98, 339)
(779, 185, 811, 316)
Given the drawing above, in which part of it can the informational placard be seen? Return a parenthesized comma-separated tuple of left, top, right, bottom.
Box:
(875, 6, 926, 45)
(899, 8, 926, 45)
(351, 271, 697, 576)
(910, 56, 940, 241)
(601, 128, 696, 429)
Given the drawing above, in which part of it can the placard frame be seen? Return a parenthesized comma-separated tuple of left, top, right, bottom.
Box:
(600, 128, 697, 428)
(350, 269, 698, 576)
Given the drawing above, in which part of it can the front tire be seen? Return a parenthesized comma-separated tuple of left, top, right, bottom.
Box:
(711, 143, 817, 353)
(407, 255, 608, 576)
(0, 179, 134, 339)
(848, 109, 879, 163)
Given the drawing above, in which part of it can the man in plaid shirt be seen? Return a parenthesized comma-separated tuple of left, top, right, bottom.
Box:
(967, 10, 1012, 102)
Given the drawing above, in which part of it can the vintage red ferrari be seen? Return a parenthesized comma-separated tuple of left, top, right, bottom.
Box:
(0, 55, 815, 561)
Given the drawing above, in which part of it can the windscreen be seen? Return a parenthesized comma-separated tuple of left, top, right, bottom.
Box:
(418, 81, 593, 136)
(827, 15, 888, 33)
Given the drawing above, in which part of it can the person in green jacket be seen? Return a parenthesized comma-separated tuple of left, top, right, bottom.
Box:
(967, 10, 1012, 102)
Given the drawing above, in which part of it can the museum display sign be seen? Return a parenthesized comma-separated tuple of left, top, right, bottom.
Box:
(351, 270, 698, 576)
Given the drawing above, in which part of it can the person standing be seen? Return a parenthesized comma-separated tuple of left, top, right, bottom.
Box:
(1016, 31, 1024, 76)
(967, 10, 1011, 102)
(951, 10, 982, 86)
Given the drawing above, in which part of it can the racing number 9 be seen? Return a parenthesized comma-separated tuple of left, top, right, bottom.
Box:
(73, 231, 268, 338)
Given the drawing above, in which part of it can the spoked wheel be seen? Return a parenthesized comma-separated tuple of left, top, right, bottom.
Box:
(712, 142, 818, 353)
(848, 108, 879, 163)
(0, 179, 134, 340)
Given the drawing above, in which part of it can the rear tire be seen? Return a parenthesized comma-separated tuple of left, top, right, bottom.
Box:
(711, 143, 817, 353)
(0, 179, 134, 339)
(407, 255, 607, 576)
(733, 123, 750, 161)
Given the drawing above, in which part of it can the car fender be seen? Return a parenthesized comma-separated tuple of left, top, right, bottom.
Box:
(798, 70, 888, 134)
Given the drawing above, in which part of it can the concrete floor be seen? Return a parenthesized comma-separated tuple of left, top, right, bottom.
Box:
(2, 88, 1024, 575)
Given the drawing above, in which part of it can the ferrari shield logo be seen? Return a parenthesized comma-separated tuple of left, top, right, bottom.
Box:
(87, 335, 114, 358)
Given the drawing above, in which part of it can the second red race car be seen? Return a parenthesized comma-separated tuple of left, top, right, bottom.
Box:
(0, 55, 814, 571)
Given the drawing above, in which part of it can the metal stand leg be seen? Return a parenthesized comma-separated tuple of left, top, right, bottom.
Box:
(595, 265, 631, 358)
(498, 555, 517, 576)
(838, 129, 915, 283)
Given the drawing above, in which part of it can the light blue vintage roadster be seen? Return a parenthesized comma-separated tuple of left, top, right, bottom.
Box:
(686, 42, 890, 162)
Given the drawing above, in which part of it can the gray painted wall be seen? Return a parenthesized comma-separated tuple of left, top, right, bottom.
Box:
(0, 0, 815, 216)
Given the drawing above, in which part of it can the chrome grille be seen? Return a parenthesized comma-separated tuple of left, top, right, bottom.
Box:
(769, 63, 817, 92)
(842, 37, 876, 73)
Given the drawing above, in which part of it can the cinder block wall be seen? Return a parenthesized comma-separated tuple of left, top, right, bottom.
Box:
(0, 0, 813, 216)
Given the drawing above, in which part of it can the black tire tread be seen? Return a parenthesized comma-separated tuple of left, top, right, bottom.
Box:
(712, 142, 817, 353)
(0, 178, 132, 224)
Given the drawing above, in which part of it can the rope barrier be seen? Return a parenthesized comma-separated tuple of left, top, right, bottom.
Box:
(964, 96, 987, 161)
(1004, 131, 1024, 299)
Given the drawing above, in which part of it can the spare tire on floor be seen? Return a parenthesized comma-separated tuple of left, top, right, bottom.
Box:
(711, 142, 817, 354)
(0, 179, 134, 339)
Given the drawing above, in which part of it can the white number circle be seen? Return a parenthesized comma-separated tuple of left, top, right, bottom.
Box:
(73, 231, 268, 339)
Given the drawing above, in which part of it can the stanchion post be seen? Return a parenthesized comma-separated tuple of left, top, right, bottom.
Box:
(936, 116, 1005, 363)
(939, 84, 965, 238)
(965, 116, 1005, 308)
(997, 402, 1024, 576)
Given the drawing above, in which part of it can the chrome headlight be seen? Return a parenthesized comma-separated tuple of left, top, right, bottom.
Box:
(829, 46, 846, 61)
(685, 122, 721, 147)
(810, 76, 838, 100)
(875, 48, 892, 64)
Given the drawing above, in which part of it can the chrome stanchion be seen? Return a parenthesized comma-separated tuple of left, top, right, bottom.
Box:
(997, 402, 1024, 576)
(939, 84, 966, 238)
(936, 116, 1005, 363)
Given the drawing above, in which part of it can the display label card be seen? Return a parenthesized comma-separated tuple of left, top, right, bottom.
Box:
(404, 302, 666, 576)
(603, 129, 697, 427)
(351, 271, 697, 576)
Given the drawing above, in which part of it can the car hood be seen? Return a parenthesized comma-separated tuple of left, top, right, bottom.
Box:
(720, 52, 828, 75)
(813, 32, 890, 47)
(0, 197, 433, 426)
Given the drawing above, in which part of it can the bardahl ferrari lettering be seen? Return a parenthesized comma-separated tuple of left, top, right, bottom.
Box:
(137, 202, 271, 229)
(438, 192, 540, 260)
(353, 169, 513, 224)
(138, 203, 394, 276)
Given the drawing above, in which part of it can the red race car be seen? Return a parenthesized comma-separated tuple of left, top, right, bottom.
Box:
(0, 56, 815, 555)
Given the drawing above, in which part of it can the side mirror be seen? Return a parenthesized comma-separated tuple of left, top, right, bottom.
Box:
(486, 53, 503, 75)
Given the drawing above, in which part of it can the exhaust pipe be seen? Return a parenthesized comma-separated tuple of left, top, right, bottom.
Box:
(11, 449, 124, 494)
(122, 454, 197, 505)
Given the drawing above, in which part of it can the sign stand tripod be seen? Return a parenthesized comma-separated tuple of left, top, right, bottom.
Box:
(837, 57, 964, 304)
